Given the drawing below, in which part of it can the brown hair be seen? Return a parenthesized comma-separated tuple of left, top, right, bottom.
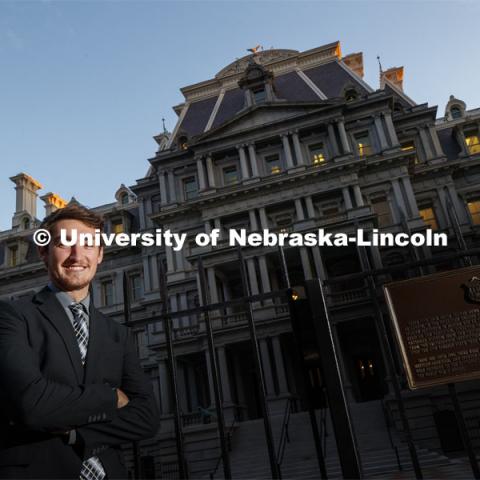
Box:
(40, 203, 104, 233)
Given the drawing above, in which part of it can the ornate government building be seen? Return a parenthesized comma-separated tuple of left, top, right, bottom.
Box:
(1, 41, 480, 477)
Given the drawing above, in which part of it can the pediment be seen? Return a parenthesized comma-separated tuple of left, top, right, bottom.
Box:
(195, 101, 339, 143)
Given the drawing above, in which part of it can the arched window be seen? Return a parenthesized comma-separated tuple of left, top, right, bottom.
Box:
(22, 217, 30, 229)
(450, 106, 462, 119)
(178, 135, 188, 150)
(120, 193, 129, 205)
(344, 88, 359, 102)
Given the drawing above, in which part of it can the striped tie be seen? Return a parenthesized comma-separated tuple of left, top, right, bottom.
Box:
(69, 303, 107, 480)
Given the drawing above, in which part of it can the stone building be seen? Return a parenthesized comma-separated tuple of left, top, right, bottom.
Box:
(2, 41, 480, 477)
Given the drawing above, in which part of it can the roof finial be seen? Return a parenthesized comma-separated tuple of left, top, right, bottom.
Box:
(162, 117, 167, 134)
(247, 45, 262, 55)
(377, 55, 383, 74)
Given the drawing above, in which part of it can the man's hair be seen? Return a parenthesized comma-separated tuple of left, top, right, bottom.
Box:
(40, 203, 104, 233)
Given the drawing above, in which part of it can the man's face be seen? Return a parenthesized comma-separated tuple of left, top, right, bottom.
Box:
(39, 219, 103, 295)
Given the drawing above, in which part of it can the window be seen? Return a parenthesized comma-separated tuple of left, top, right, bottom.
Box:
(223, 166, 239, 185)
(252, 87, 266, 104)
(111, 219, 123, 234)
(309, 143, 326, 165)
(265, 154, 282, 174)
(322, 202, 339, 217)
(344, 88, 358, 102)
(101, 280, 114, 306)
(450, 106, 462, 119)
(419, 206, 438, 230)
(130, 274, 143, 301)
(464, 131, 480, 155)
(183, 176, 198, 200)
(8, 246, 18, 268)
(22, 217, 30, 229)
(467, 199, 480, 225)
(401, 140, 419, 164)
(178, 136, 188, 150)
(120, 193, 129, 205)
(371, 197, 392, 228)
(354, 132, 373, 157)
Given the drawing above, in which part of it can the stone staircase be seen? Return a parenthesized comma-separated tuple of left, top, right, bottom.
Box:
(212, 400, 457, 479)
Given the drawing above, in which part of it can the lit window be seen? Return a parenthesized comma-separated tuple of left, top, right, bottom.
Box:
(309, 143, 326, 165)
(112, 220, 123, 234)
(401, 140, 419, 164)
(101, 280, 114, 306)
(467, 199, 480, 225)
(371, 197, 392, 228)
(8, 246, 18, 267)
(178, 136, 188, 150)
(345, 88, 358, 102)
(130, 274, 143, 301)
(354, 132, 372, 157)
(183, 176, 198, 200)
(465, 132, 480, 155)
(223, 166, 239, 185)
(265, 154, 282, 174)
(419, 207, 438, 230)
(252, 87, 266, 104)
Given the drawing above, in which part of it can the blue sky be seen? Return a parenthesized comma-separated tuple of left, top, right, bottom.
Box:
(1, 0, 479, 230)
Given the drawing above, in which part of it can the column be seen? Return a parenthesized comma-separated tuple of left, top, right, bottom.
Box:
(281, 134, 295, 169)
(400, 177, 419, 216)
(259, 339, 275, 396)
(342, 187, 353, 210)
(391, 178, 408, 217)
(205, 351, 216, 407)
(300, 247, 313, 280)
(374, 115, 389, 151)
(249, 209, 259, 231)
(179, 292, 188, 327)
(175, 250, 184, 272)
(454, 126, 469, 156)
(419, 128, 434, 160)
(176, 361, 188, 412)
(207, 268, 220, 304)
(213, 217, 222, 240)
(327, 122, 340, 157)
(158, 360, 171, 414)
(165, 246, 174, 273)
(292, 131, 305, 166)
(446, 184, 468, 224)
(246, 258, 260, 296)
(170, 294, 179, 329)
(337, 119, 352, 154)
(383, 112, 400, 147)
(331, 323, 355, 402)
(159, 172, 168, 206)
(305, 196, 316, 218)
(196, 156, 207, 190)
(142, 255, 152, 292)
(248, 143, 259, 177)
(204, 220, 212, 235)
(237, 145, 250, 180)
(295, 198, 305, 221)
(206, 155, 216, 188)
(217, 346, 232, 403)
(353, 185, 364, 207)
(271, 336, 288, 394)
(258, 255, 272, 298)
(429, 124, 444, 157)
(258, 207, 269, 229)
(312, 248, 327, 281)
(167, 170, 177, 203)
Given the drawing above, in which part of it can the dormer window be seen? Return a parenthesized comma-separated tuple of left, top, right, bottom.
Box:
(344, 88, 359, 102)
(450, 106, 462, 119)
(252, 86, 266, 105)
(22, 217, 30, 229)
(178, 135, 188, 151)
(120, 193, 129, 205)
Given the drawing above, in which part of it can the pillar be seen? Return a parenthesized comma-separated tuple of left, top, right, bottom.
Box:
(383, 112, 400, 147)
(429, 124, 444, 157)
(353, 185, 364, 207)
(248, 143, 259, 177)
(337, 119, 352, 154)
(292, 131, 305, 166)
(237, 145, 250, 180)
(159, 172, 168, 206)
(327, 122, 340, 157)
(400, 177, 419, 217)
(305, 196, 316, 218)
(300, 247, 313, 280)
(246, 258, 260, 296)
(258, 255, 272, 302)
(207, 267, 220, 304)
(259, 339, 275, 396)
(342, 187, 353, 210)
(258, 207, 269, 229)
(167, 171, 177, 203)
(249, 209, 259, 231)
(158, 360, 171, 414)
(217, 346, 232, 403)
(281, 134, 295, 169)
(205, 351, 216, 407)
(295, 198, 305, 221)
(206, 155, 216, 188)
(419, 128, 434, 160)
(165, 246, 174, 273)
(374, 115, 389, 151)
(391, 178, 408, 218)
(196, 156, 207, 190)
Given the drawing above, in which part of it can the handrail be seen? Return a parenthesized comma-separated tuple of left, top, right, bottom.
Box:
(276, 397, 294, 473)
(382, 400, 402, 471)
(209, 418, 236, 480)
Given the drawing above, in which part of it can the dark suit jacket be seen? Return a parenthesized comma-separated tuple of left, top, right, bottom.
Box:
(0, 286, 160, 479)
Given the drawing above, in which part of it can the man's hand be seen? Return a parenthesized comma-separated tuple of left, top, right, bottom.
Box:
(116, 388, 129, 408)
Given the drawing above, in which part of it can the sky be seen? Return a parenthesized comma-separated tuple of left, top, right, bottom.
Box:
(1, 0, 479, 231)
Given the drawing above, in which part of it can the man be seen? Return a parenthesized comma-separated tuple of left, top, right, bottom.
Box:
(0, 204, 160, 479)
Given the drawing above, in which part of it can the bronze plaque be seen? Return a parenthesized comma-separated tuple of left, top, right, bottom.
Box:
(384, 265, 480, 390)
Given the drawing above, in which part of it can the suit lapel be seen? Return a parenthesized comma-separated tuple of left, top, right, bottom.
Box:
(34, 287, 84, 383)
(84, 305, 105, 384)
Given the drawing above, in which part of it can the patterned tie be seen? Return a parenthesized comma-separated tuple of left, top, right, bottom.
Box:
(69, 303, 107, 480)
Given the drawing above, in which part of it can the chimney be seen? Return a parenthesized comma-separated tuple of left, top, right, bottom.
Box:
(380, 66, 404, 91)
(342, 52, 364, 78)
(40, 192, 68, 217)
(9, 172, 43, 228)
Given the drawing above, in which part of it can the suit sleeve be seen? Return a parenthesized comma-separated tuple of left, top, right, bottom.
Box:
(76, 327, 160, 454)
(0, 301, 117, 432)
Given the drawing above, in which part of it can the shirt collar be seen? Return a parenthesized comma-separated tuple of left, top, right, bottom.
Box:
(47, 281, 91, 312)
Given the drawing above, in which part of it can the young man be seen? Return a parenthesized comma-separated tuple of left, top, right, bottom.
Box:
(0, 204, 160, 479)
